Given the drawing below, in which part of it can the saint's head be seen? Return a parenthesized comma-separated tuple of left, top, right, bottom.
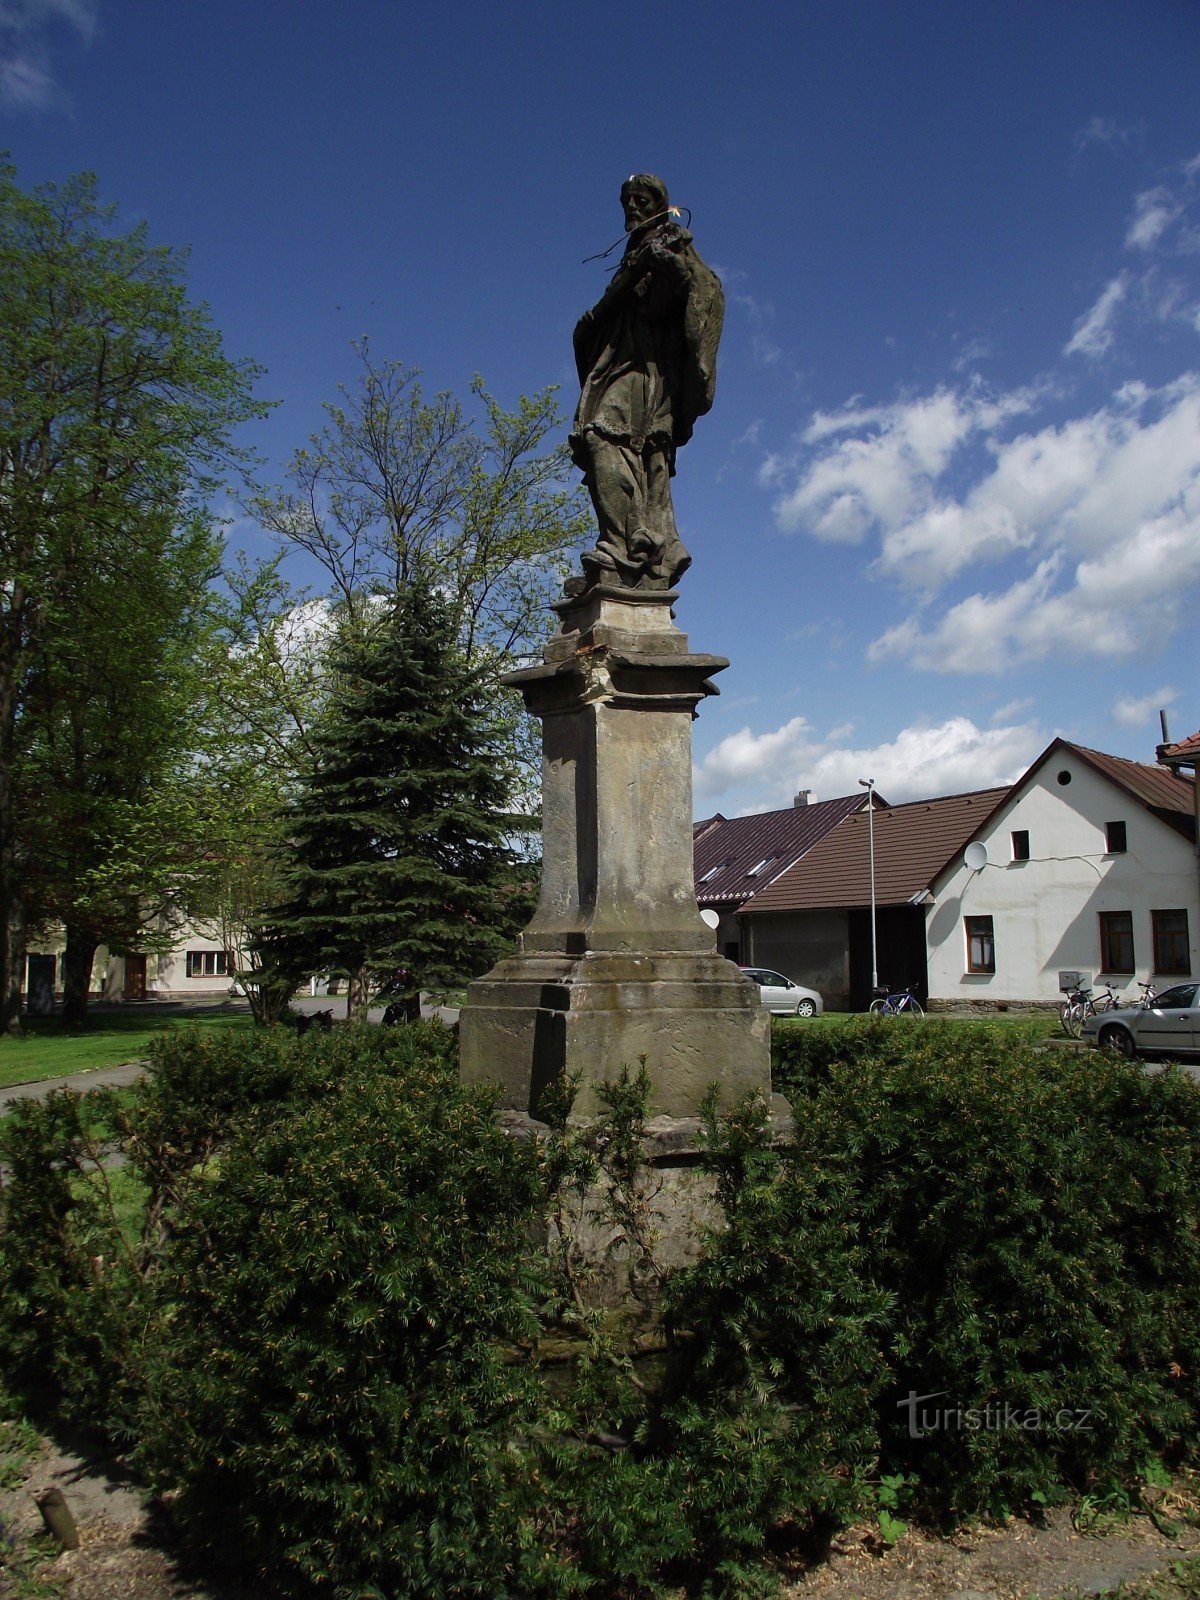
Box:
(621, 173, 669, 235)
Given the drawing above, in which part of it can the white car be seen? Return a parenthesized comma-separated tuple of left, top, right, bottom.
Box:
(739, 966, 823, 1017)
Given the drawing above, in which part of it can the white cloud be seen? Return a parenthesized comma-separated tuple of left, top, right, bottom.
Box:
(759, 155, 1200, 684)
(1074, 117, 1138, 153)
(694, 714, 1041, 812)
(1126, 186, 1181, 250)
(991, 697, 1033, 724)
(1112, 687, 1176, 730)
(0, 48, 50, 106)
(0, 0, 95, 111)
(870, 472, 1200, 674)
(767, 385, 1040, 547)
(1064, 273, 1129, 357)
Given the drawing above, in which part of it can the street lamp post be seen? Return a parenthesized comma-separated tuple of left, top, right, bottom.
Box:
(859, 778, 877, 1000)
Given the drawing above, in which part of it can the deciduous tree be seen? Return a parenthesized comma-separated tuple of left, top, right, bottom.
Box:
(249, 342, 589, 692)
(0, 163, 266, 1030)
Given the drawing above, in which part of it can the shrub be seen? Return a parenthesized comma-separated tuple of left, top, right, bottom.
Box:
(769, 1024, 1200, 1521)
(0, 1088, 150, 1437)
(133, 1032, 549, 1599)
(7, 1017, 1200, 1595)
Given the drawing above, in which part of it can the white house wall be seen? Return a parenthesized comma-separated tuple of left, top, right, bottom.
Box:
(927, 753, 1198, 1006)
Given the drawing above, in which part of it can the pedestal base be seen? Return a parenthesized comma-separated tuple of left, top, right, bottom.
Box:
(500, 1102, 794, 1309)
(460, 948, 770, 1120)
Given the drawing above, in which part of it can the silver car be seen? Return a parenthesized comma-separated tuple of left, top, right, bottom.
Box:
(739, 966, 823, 1017)
(1081, 982, 1200, 1059)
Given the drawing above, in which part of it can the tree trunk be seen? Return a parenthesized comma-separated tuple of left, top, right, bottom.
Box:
(347, 965, 372, 1024)
(61, 923, 98, 1027)
(1, 884, 25, 1035)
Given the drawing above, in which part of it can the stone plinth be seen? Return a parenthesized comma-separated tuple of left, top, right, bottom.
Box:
(460, 586, 771, 1122)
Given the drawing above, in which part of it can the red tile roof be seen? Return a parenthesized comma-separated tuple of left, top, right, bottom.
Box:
(1159, 729, 1200, 765)
(746, 787, 1010, 913)
(1068, 742, 1195, 835)
(693, 792, 868, 905)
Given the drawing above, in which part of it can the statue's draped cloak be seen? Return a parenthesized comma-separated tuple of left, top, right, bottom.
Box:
(570, 223, 725, 474)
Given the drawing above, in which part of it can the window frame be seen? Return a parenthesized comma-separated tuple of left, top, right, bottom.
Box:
(1011, 829, 1030, 862)
(965, 915, 996, 974)
(1104, 819, 1128, 854)
(1151, 909, 1191, 976)
(1098, 910, 1135, 973)
(186, 949, 229, 979)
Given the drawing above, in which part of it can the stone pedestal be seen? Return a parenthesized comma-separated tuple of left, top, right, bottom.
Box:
(460, 585, 771, 1122)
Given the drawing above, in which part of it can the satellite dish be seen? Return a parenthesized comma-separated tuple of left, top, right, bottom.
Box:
(700, 908, 720, 929)
(964, 841, 988, 872)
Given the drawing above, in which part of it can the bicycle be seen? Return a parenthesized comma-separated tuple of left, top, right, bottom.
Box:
(869, 986, 924, 1017)
(1135, 981, 1162, 1008)
(1059, 984, 1122, 1037)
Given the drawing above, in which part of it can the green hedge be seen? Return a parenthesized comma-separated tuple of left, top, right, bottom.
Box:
(763, 1019, 1200, 1519)
(4, 1019, 1200, 1595)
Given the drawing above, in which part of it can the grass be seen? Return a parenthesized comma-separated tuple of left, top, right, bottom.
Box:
(776, 1007, 1064, 1042)
(0, 1009, 254, 1089)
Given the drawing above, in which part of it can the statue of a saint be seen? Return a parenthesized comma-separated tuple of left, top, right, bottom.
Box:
(570, 175, 724, 590)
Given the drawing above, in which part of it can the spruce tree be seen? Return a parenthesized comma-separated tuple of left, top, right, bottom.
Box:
(259, 580, 517, 1022)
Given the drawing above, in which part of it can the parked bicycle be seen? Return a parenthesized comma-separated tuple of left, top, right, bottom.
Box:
(1136, 981, 1162, 1008)
(1059, 984, 1122, 1037)
(869, 985, 924, 1017)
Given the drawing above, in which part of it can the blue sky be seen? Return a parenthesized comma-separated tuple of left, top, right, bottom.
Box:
(4, 0, 1199, 813)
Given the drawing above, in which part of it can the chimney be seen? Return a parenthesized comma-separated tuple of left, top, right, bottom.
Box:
(794, 789, 811, 808)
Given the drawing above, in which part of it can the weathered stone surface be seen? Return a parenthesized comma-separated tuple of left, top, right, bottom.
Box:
(497, 1101, 793, 1308)
(462, 948, 770, 1120)
(569, 175, 724, 592)
(459, 585, 773, 1122)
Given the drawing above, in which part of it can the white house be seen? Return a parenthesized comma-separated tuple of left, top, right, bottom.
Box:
(23, 915, 236, 1008)
(926, 740, 1198, 1008)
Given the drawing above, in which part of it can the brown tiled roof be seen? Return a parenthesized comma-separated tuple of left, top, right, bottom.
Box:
(1159, 729, 1200, 765)
(1063, 741, 1195, 841)
(745, 788, 1010, 913)
(693, 793, 868, 905)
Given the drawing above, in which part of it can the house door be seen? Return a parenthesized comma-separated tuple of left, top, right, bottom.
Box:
(123, 955, 147, 1001)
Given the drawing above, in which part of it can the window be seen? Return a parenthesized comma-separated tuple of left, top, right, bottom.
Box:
(1099, 911, 1135, 972)
(186, 949, 229, 978)
(1105, 820, 1127, 853)
(746, 855, 779, 878)
(965, 915, 995, 973)
(697, 864, 723, 884)
(1056, 769, 1073, 786)
(1011, 829, 1030, 861)
(1152, 910, 1191, 976)
(1154, 983, 1199, 1010)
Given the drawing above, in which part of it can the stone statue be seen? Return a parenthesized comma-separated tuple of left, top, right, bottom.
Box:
(570, 174, 724, 590)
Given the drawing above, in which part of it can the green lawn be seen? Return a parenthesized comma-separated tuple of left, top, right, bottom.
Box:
(0, 1009, 254, 1089)
(776, 1008, 1064, 1042)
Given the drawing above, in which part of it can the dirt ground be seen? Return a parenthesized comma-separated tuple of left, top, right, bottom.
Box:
(6, 1435, 1200, 1600)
